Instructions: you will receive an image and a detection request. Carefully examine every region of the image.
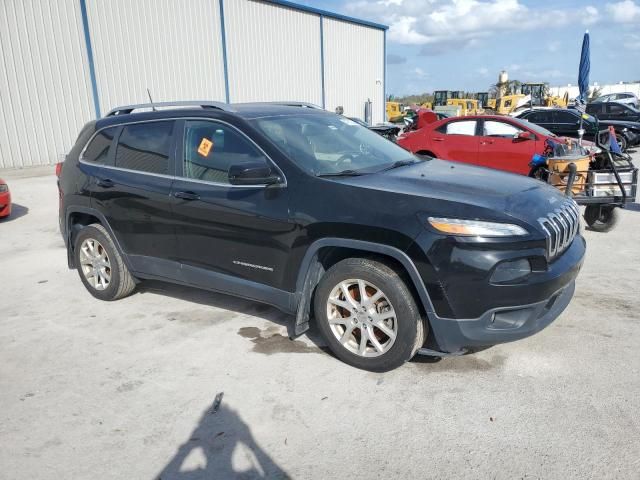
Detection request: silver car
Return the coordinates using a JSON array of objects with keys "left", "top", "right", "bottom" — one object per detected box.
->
[{"left": 593, "top": 92, "right": 638, "bottom": 109}]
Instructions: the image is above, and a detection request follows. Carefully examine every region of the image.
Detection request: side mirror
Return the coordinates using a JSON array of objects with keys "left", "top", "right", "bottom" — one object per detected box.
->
[
  {"left": 228, "top": 161, "right": 282, "bottom": 186},
  {"left": 515, "top": 131, "right": 533, "bottom": 141}
]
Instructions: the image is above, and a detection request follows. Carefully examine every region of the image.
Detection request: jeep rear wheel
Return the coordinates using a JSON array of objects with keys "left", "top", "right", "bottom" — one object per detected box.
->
[
  {"left": 74, "top": 223, "right": 136, "bottom": 301},
  {"left": 314, "top": 258, "right": 426, "bottom": 371}
]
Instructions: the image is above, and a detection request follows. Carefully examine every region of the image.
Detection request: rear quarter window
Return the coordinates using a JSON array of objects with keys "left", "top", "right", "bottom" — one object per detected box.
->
[{"left": 82, "top": 127, "right": 117, "bottom": 164}]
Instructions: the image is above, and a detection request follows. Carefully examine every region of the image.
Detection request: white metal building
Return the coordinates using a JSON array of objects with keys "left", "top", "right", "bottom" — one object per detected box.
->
[
  {"left": 0, "top": 0, "right": 387, "bottom": 169},
  {"left": 549, "top": 82, "right": 640, "bottom": 101}
]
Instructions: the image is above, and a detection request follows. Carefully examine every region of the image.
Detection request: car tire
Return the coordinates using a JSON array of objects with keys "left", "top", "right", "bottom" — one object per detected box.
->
[
  {"left": 584, "top": 205, "right": 619, "bottom": 233},
  {"left": 313, "top": 257, "right": 427, "bottom": 372},
  {"left": 74, "top": 223, "right": 136, "bottom": 301}
]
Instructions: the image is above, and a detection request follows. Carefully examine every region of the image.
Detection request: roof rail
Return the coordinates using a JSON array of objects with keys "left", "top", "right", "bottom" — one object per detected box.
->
[
  {"left": 105, "top": 100, "right": 234, "bottom": 117},
  {"left": 233, "top": 101, "right": 324, "bottom": 110}
]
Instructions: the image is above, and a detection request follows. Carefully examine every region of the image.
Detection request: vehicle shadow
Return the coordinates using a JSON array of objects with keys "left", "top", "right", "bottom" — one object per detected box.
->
[
  {"left": 0, "top": 203, "right": 28, "bottom": 222},
  {"left": 156, "top": 397, "right": 291, "bottom": 480},
  {"left": 137, "top": 280, "right": 327, "bottom": 350}
]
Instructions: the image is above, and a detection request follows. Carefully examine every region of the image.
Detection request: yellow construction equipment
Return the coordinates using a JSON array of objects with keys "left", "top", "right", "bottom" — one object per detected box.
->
[
  {"left": 521, "top": 82, "right": 568, "bottom": 108},
  {"left": 446, "top": 98, "right": 483, "bottom": 116},
  {"left": 495, "top": 94, "right": 526, "bottom": 115},
  {"left": 433, "top": 90, "right": 465, "bottom": 107},
  {"left": 386, "top": 101, "right": 406, "bottom": 122}
]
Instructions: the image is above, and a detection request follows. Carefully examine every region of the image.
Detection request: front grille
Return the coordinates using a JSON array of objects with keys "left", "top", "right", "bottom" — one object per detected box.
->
[{"left": 537, "top": 199, "right": 580, "bottom": 260}]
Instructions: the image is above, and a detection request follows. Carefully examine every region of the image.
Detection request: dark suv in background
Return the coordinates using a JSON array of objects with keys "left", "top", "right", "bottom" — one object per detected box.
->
[
  {"left": 58, "top": 101, "right": 585, "bottom": 371},
  {"left": 586, "top": 102, "right": 640, "bottom": 123},
  {"left": 515, "top": 107, "right": 640, "bottom": 151}
]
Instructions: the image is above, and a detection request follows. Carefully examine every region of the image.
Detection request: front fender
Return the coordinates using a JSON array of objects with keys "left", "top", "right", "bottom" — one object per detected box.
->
[{"left": 292, "top": 237, "right": 436, "bottom": 336}]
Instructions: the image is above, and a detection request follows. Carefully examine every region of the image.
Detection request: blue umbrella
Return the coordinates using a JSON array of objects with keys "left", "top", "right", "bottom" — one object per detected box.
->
[{"left": 578, "top": 31, "right": 590, "bottom": 105}]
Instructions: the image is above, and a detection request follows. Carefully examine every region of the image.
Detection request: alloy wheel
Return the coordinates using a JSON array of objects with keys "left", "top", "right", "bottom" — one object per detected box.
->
[
  {"left": 79, "top": 238, "right": 112, "bottom": 290},
  {"left": 326, "top": 279, "right": 398, "bottom": 357}
]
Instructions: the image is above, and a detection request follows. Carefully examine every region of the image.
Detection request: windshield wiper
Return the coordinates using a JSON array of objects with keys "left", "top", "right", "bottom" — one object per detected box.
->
[
  {"left": 378, "top": 159, "right": 419, "bottom": 172},
  {"left": 316, "top": 169, "right": 364, "bottom": 177}
]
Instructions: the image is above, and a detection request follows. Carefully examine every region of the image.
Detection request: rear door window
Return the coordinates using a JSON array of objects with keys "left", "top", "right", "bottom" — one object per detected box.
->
[
  {"left": 83, "top": 127, "right": 118, "bottom": 164},
  {"left": 607, "top": 103, "right": 626, "bottom": 115},
  {"left": 553, "top": 111, "right": 578, "bottom": 124},
  {"left": 444, "top": 120, "right": 477, "bottom": 136},
  {"left": 182, "top": 120, "right": 268, "bottom": 184},
  {"left": 525, "top": 111, "right": 550, "bottom": 123},
  {"left": 115, "top": 121, "right": 175, "bottom": 175}
]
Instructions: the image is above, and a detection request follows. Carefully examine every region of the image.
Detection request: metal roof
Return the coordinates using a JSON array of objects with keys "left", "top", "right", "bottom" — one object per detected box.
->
[{"left": 263, "top": 0, "right": 388, "bottom": 30}]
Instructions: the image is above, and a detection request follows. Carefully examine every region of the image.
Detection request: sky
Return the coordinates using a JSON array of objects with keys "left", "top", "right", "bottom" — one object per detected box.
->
[{"left": 295, "top": 0, "right": 640, "bottom": 97}]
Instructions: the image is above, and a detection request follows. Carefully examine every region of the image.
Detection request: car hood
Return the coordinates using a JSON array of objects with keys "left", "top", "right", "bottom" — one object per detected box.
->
[{"left": 342, "top": 159, "right": 569, "bottom": 224}]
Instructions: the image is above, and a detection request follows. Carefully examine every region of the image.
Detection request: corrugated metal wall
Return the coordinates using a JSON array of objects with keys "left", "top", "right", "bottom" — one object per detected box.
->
[
  {"left": 0, "top": 0, "right": 94, "bottom": 168},
  {"left": 0, "top": 0, "right": 385, "bottom": 169},
  {"left": 224, "top": 0, "right": 322, "bottom": 105},
  {"left": 85, "top": 0, "right": 227, "bottom": 114},
  {"left": 323, "top": 17, "right": 385, "bottom": 124}
]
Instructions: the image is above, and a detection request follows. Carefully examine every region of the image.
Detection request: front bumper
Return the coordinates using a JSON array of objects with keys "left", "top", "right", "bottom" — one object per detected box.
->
[
  {"left": 0, "top": 191, "right": 11, "bottom": 217},
  {"left": 429, "top": 280, "right": 576, "bottom": 352},
  {"left": 411, "top": 232, "right": 585, "bottom": 352}
]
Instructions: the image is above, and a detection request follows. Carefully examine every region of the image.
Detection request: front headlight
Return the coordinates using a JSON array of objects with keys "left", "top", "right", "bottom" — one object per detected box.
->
[
  {"left": 428, "top": 217, "right": 528, "bottom": 237},
  {"left": 0, "top": 184, "right": 8, "bottom": 193}
]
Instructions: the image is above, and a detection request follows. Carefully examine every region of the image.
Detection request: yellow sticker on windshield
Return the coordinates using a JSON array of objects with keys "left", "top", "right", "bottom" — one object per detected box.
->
[
  {"left": 197, "top": 138, "right": 213, "bottom": 157},
  {"left": 581, "top": 114, "right": 590, "bottom": 120}
]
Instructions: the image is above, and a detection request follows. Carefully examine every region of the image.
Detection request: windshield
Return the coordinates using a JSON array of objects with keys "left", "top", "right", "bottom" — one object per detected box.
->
[{"left": 252, "top": 114, "right": 417, "bottom": 175}]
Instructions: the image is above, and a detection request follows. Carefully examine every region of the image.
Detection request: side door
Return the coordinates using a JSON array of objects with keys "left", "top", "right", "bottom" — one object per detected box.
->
[
  {"left": 431, "top": 119, "right": 480, "bottom": 164},
  {"left": 477, "top": 119, "right": 536, "bottom": 175},
  {"left": 170, "top": 119, "right": 293, "bottom": 291},
  {"left": 88, "top": 120, "right": 178, "bottom": 261},
  {"left": 523, "top": 110, "right": 556, "bottom": 133},
  {"left": 552, "top": 110, "right": 580, "bottom": 137},
  {"left": 605, "top": 102, "right": 628, "bottom": 120}
]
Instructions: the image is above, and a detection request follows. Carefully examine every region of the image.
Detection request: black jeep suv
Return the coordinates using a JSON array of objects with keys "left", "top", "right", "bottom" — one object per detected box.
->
[{"left": 58, "top": 101, "right": 585, "bottom": 371}]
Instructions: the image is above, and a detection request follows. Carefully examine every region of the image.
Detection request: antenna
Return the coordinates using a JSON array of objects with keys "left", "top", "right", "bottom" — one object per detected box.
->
[{"left": 147, "top": 88, "right": 156, "bottom": 111}]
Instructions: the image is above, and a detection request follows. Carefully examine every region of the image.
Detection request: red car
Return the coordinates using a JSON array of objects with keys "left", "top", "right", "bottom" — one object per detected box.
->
[
  {"left": 0, "top": 179, "right": 11, "bottom": 218},
  {"left": 398, "top": 112, "right": 587, "bottom": 176}
]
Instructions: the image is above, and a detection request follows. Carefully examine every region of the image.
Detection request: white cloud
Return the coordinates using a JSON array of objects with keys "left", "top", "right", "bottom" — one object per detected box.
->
[
  {"left": 346, "top": 0, "right": 580, "bottom": 52},
  {"left": 344, "top": 0, "right": 609, "bottom": 54},
  {"left": 606, "top": 0, "right": 640, "bottom": 23},
  {"left": 582, "top": 6, "right": 600, "bottom": 25},
  {"left": 477, "top": 67, "right": 489, "bottom": 76}
]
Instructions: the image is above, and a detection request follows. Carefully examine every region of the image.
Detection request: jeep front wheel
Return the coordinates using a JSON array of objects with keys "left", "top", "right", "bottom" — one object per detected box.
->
[{"left": 313, "top": 258, "right": 426, "bottom": 371}]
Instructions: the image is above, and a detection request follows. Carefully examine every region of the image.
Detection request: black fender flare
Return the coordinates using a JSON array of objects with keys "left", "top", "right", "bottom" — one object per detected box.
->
[
  {"left": 292, "top": 238, "right": 436, "bottom": 335},
  {"left": 64, "top": 206, "right": 132, "bottom": 272}
]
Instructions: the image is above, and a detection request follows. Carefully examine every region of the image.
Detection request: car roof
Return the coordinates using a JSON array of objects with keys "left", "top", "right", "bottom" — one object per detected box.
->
[
  {"left": 441, "top": 114, "right": 527, "bottom": 121},
  {"left": 94, "top": 102, "right": 329, "bottom": 129}
]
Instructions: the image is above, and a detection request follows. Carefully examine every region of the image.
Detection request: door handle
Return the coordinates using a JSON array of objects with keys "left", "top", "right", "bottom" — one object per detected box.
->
[
  {"left": 173, "top": 191, "right": 200, "bottom": 201},
  {"left": 96, "top": 179, "right": 114, "bottom": 188},
  {"left": 480, "top": 140, "right": 494, "bottom": 145},
  {"left": 432, "top": 137, "right": 444, "bottom": 142}
]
